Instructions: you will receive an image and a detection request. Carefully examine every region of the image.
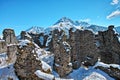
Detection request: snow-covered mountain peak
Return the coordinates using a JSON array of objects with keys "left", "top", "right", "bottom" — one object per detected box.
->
[
  {"left": 26, "top": 26, "right": 44, "bottom": 34},
  {"left": 54, "top": 17, "right": 74, "bottom": 25}
]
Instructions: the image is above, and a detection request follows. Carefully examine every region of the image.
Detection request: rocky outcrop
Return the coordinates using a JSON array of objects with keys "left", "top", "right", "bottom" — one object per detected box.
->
[
  {"left": 14, "top": 41, "right": 42, "bottom": 80},
  {"left": 3, "top": 29, "right": 17, "bottom": 44},
  {"left": 97, "top": 25, "right": 120, "bottom": 64}
]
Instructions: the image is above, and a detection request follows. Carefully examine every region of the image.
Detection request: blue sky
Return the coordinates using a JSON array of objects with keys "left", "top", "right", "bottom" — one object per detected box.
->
[{"left": 0, "top": 0, "right": 120, "bottom": 35}]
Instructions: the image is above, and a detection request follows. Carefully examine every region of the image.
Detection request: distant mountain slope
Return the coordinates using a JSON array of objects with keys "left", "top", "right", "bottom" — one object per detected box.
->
[{"left": 26, "top": 17, "right": 120, "bottom": 35}]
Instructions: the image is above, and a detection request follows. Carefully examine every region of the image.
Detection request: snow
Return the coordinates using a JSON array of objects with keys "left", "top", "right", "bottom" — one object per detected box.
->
[
  {"left": 68, "top": 67, "right": 115, "bottom": 80},
  {"left": 83, "top": 72, "right": 107, "bottom": 80},
  {"left": 18, "top": 39, "right": 31, "bottom": 48},
  {"left": 35, "top": 70, "right": 74, "bottom": 80},
  {"left": 41, "top": 61, "right": 52, "bottom": 72},
  {"left": 32, "top": 42, "right": 40, "bottom": 48},
  {"left": 68, "top": 63, "right": 72, "bottom": 66},
  {"left": 75, "top": 26, "right": 84, "bottom": 30},
  {"left": 71, "top": 27, "right": 77, "bottom": 32},
  {"left": 39, "top": 36, "right": 44, "bottom": 45},
  {"left": 55, "top": 78, "right": 73, "bottom": 80},
  {"left": 46, "top": 35, "right": 52, "bottom": 46},
  {"left": 27, "top": 26, "right": 44, "bottom": 34},
  {"left": 0, "top": 64, "right": 18, "bottom": 80},
  {"left": 113, "top": 28, "right": 119, "bottom": 35},
  {"left": 96, "top": 41, "right": 100, "bottom": 47},
  {"left": 93, "top": 61, "right": 120, "bottom": 70},
  {"left": 52, "top": 20, "right": 75, "bottom": 39},
  {"left": 0, "top": 53, "right": 9, "bottom": 69},
  {"left": 118, "top": 37, "right": 120, "bottom": 42},
  {"left": 35, "top": 70, "right": 54, "bottom": 80},
  {"left": 7, "top": 43, "right": 17, "bottom": 46},
  {"left": 63, "top": 41, "right": 71, "bottom": 52},
  {"left": 25, "top": 32, "right": 32, "bottom": 38},
  {"left": 0, "top": 40, "right": 5, "bottom": 42},
  {"left": 55, "top": 63, "right": 60, "bottom": 67},
  {"left": 35, "top": 48, "right": 54, "bottom": 68},
  {"left": 0, "top": 35, "right": 3, "bottom": 39}
]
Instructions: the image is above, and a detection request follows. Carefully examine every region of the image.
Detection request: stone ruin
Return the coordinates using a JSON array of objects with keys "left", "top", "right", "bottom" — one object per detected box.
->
[
  {"left": 14, "top": 42, "right": 42, "bottom": 80},
  {"left": 1, "top": 25, "right": 120, "bottom": 79},
  {"left": 0, "top": 40, "right": 7, "bottom": 53},
  {"left": 3, "top": 29, "right": 17, "bottom": 44},
  {"left": 47, "top": 25, "right": 120, "bottom": 78},
  {"left": 0, "top": 29, "right": 18, "bottom": 63},
  {"left": 97, "top": 25, "right": 120, "bottom": 64},
  {"left": 52, "top": 29, "right": 72, "bottom": 77}
]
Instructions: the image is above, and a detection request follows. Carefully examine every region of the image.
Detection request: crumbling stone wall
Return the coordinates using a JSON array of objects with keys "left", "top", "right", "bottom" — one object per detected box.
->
[
  {"left": 7, "top": 45, "right": 17, "bottom": 63},
  {"left": 52, "top": 29, "right": 72, "bottom": 77},
  {"left": 3, "top": 29, "right": 17, "bottom": 44},
  {"left": 97, "top": 25, "right": 120, "bottom": 64},
  {"left": 0, "top": 40, "right": 7, "bottom": 53},
  {"left": 14, "top": 42, "right": 42, "bottom": 80},
  {"left": 69, "top": 28, "right": 99, "bottom": 69}
]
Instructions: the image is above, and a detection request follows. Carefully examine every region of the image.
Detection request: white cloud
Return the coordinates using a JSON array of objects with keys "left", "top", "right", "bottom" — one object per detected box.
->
[
  {"left": 111, "top": 0, "right": 119, "bottom": 5},
  {"left": 80, "top": 18, "right": 91, "bottom": 22},
  {"left": 107, "top": 10, "right": 120, "bottom": 19}
]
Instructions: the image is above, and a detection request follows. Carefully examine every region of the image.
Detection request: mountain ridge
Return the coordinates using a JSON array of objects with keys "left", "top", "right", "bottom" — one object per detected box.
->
[{"left": 26, "top": 17, "right": 120, "bottom": 35}]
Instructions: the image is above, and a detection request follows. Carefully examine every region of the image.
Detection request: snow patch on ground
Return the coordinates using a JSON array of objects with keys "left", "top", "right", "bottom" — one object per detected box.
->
[
  {"left": 83, "top": 72, "right": 107, "bottom": 80},
  {"left": 41, "top": 61, "right": 52, "bottom": 72},
  {"left": 35, "top": 48, "right": 54, "bottom": 69},
  {"left": 0, "top": 65, "right": 18, "bottom": 80},
  {"left": 35, "top": 70, "right": 54, "bottom": 80},
  {"left": 35, "top": 70, "right": 74, "bottom": 80},
  {"left": 68, "top": 67, "right": 115, "bottom": 80},
  {"left": 93, "top": 61, "right": 120, "bottom": 70},
  {"left": 18, "top": 39, "right": 31, "bottom": 48},
  {"left": 0, "top": 53, "right": 9, "bottom": 69}
]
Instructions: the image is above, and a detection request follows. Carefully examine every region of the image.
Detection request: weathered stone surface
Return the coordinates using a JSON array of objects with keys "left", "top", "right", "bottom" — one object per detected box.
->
[
  {"left": 3, "top": 29, "right": 18, "bottom": 44},
  {"left": 69, "top": 28, "right": 99, "bottom": 69},
  {"left": 48, "top": 28, "right": 99, "bottom": 77},
  {"left": 14, "top": 41, "right": 43, "bottom": 80},
  {"left": 96, "top": 66, "right": 120, "bottom": 80},
  {"left": 0, "top": 40, "right": 7, "bottom": 53},
  {"left": 20, "top": 31, "right": 33, "bottom": 41},
  {"left": 52, "top": 29, "right": 72, "bottom": 77},
  {"left": 97, "top": 25, "right": 120, "bottom": 64},
  {"left": 7, "top": 45, "right": 17, "bottom": 63},
  {"left": 27, "top": 32, "right": 49, "bottom": 48}
]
